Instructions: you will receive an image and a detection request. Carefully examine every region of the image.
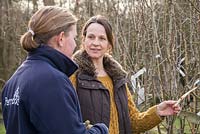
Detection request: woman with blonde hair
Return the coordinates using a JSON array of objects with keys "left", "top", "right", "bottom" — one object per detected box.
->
[{"left": 1, "top": 6, "right": 108, "bottom": 134}]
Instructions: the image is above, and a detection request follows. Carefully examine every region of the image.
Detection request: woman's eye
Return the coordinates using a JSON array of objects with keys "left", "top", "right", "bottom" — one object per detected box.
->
[
  {"left": 87, "top": 35, "right": 94, "bottom": 39},
  {"left": 100, "top": 37, "right": 106, "bottom": 40}
]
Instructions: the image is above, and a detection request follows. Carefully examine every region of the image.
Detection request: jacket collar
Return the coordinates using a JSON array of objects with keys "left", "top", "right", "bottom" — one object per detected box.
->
[
  {"left": 73, "top": 50, "right": 127, "bottom": 81},
  {"left": 27, "top": 44, "right": 78, "bottom": 77}
]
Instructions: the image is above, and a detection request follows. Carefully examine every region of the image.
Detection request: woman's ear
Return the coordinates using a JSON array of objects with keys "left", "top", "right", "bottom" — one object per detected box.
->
[
  {"left": 108, "top": 44, "right": 112, "bottom": 50},
  {"left": 81, "top": 37, "right": 86, "bottom": 49},
  {"left": 57, "top": 31, "right": 65, "bottom": 47},
  {"left": 107, "top": 44, "right": 112, "bottom": 54}
]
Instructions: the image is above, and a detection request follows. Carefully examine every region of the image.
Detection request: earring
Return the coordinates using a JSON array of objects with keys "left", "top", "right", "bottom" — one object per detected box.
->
[{"left": 107, "top": 48, "right": 112, "bottom": 54}]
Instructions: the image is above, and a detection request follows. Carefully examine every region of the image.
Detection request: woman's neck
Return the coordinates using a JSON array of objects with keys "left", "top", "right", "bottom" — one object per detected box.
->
[{"left": 92, "top": 58, "right": 108, "bottom": 77}]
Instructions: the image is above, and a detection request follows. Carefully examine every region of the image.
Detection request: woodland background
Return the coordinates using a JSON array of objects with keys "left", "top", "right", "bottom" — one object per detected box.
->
[{"left": 0, "top": 0, "right": 200, "bottom": 133}]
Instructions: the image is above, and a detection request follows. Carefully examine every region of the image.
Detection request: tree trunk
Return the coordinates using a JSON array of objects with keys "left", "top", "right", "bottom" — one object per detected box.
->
[{"left": 43, "top": 0, "right": 55, "bottom": 6}]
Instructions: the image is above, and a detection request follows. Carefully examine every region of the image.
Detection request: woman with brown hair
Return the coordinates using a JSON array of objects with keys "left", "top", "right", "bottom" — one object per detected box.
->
[
  {"left": 1, "top": 7, "right": 108, "bottom": 134},
  {"left": 70, "top": 15, "right": 181, "bottom": 134}
]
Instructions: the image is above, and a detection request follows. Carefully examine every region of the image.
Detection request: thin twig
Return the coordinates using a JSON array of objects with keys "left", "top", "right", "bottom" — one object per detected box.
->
[
  {"left": 187, "top": 0, "right": 200, "bottom": 13},
  {"left": 174, "top": 86, "right": 198, "bottom": 106}
]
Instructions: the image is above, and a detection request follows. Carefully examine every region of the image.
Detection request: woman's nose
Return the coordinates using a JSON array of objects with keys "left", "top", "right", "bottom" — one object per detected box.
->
[{"left": 92, "top": 38, "right": 100, "bottom": 46}]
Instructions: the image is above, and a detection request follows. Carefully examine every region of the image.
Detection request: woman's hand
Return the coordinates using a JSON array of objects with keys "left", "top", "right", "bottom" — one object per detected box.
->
[
  {"left": 84, "top": 120, "right": 93, "bottom": 130},
  {"left": 157, "top": 100, "right": 181, "bottom": 116}
]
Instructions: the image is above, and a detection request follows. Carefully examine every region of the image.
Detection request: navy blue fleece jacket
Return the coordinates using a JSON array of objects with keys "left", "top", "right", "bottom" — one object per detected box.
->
[{"left": 2, "top": 45, "right": 108, "bottom": 134}]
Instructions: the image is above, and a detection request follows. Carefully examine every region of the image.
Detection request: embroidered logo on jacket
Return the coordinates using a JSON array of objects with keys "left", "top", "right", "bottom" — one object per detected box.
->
[{"left": 5, "top": 87, "right": 20, "bottom": 106}]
